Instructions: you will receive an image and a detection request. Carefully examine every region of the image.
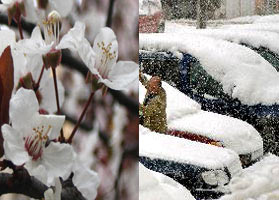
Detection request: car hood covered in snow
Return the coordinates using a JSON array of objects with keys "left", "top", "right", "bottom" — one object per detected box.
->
[
  {"left": 139, "top": 163, "right": 195, "bottom": 200},
  {"left": 168, "top": 110, "right": 263, "bottom": 155},
  {"left": 140, "top": 33, "right": 279, "bottom": 106},
  {"left": 140, "top": 125, "right": 242, "bottom": 172}
]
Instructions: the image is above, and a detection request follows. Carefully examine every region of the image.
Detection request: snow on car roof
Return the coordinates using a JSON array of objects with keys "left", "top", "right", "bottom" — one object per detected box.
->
[
  {"left": 139, "top": 33, "right": 279, "bottom": 106},
  {"left": 139, "top": 125, "right": 242, "bottom": 170},
  {"left": 139, "top": 75, "right": 201, "bottom": 121},
  {"left": 165, "top": 24, "right": 279, "bottom": 55},
  {"left": 220, "top": 154, "right": 279, "bottom": 200},
  {"left": 139, "top": 0, "right": 162, "bottom": 16},
  {"left": 227, "top": 14, "right": 279, "bottom": 24},
  {"left": 139, "top": 163, "right": 195, "bottom": 200},
  {"left": 168, "top": 110, "right": 263, "bottom": 155}
]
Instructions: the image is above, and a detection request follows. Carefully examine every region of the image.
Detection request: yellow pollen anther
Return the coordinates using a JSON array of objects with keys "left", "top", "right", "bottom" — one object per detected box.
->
[{"left": 98, "top": 41, "right": 116, "bottom": 61}]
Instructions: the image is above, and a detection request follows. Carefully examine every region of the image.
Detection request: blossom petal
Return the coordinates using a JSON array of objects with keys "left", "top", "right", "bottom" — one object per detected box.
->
[
  {"left": 40, "top": 74, "right": 65, "bottom": 114},
  {"left": 49, "top": 0, "right": 74, "bottom": 17},
  {"left": 2, "top": 124, "right": 29, "bottom": 165},
  {"left": 15, "top": 26, "right": 51, "bottom": 55},
  {"left": 25, "top": 163, "right": 48, "bottom": 185},
  {"left": 43, "top": 177, "right": 62, "bottom": 200},
  {"left": 93, "top": 27, "right": 118, "bottom": 73},
  {"left": 2, "top": 0, "right": 13, "bottom": 5},
  {"left": 57, "top": 21, "right": 85, "bottom": 51},
  {"left": 104, "top": 61, "right": 138, "bottom": 90},
  {"left": 23, "top": 0, "right": 39, "bottom": 23},
  {"left": 0, "top": 29, "right": 16, "bottom": 55},
  {"left": 10, "top": 88, "right": 39, "bottom": 131},
  {"left": 42, "top": 142, "right": 74, "bottom": 184},
  {"left": 32, "top": 114, "right": 65, "bottom": 140},
  {"left": 57, "top": 22, "right": 96, "bottom": 71},
  {"left": 73, "top": 158, "right": 100, "bottom": 200}
]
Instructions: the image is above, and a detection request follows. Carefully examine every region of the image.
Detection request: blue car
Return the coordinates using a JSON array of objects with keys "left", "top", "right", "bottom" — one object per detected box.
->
[{"left": 139, "top": 34, "right": 279, "bottom": 155}]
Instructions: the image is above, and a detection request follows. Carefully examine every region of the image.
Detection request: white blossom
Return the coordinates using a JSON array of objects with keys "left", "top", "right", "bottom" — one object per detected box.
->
[
  {"left": 58, "top": 21, "right": 139, "bottom": 90},
  {"left": 1, "top": 88, "right": 74, "bottom": 185}
]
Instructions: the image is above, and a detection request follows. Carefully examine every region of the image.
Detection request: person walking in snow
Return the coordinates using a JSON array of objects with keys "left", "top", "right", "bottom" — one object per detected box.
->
[{"left": 139, "top": 73, "right": 167, "bottom": 133}]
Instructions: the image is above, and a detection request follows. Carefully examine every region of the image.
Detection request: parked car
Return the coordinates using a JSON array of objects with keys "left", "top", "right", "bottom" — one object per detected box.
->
[
  {"left": 139, "top": 163, "right": 196, "bottom": 200},
  {"left": 140, "top": 77, "right": 263, "bottom": 167},
  {"left": 165, "top": 27, "right": 279, "bottom": 71},
  {"left": 139, "top": 33, "right": 279, "bottom": 155},
  {"left": 139, "top": 125, "right": 243, "bottom": 199},
  {"left": 139, "top": 0, "right": 164, "bottom": 33}
]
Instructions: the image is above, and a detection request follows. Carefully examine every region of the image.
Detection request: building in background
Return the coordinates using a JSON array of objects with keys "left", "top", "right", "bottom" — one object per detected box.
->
[{"left": 219, "top": 0, "right": 279, "bottom": 19}]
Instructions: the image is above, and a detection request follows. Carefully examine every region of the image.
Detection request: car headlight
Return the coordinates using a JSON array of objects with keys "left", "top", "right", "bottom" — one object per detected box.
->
[{"left": 201, "top": 170, "right": 229, "bottom": 186}]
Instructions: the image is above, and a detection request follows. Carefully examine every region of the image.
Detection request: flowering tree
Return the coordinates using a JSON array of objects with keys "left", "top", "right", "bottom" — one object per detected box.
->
[{"left": 0, "top": 0, "right": 138, "bottom": 199}]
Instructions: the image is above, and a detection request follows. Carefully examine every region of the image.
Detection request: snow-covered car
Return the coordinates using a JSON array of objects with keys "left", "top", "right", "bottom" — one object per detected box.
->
[
  {"left": 165, "top": 26, "right": 279, "bottom": 71},
  {"left": 139, "top": 125, "right": 242, "bottom": 199},
  {"left": 139, "top": 163, "right": 196, "bottom": 200},
  {"left": 139, "top": 0, "right": 164, "bottom": 33},
  {"left": 220, "top": 153, "right": 279, "bottom": 200},
  {"left": 140, "top": 77, "right": 263, "bottom": 167},
  {"left": 139, "top": 33, "right": 279, "bottom": 155}
]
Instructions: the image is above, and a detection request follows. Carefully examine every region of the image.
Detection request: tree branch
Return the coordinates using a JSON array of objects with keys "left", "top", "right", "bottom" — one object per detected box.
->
[{"left": 0, "top": 171, "right": 86, "bottom": 200}]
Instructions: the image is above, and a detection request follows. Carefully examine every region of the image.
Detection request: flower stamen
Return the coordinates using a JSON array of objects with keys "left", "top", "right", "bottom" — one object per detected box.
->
[
  {"left": 25, "top": 125, "right": 52, "bottom": 160},
  {"left": 42, "top": 10, "right": 61, "bottom": 46},
  {"left": 97, "top": 41, "right": 116, "bottom": 78}
]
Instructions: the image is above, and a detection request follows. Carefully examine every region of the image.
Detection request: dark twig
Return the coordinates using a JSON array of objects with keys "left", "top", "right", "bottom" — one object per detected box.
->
[
  {"left": 106, "top": 0, "right": 115, "bottom": 27},
  {"left": 17, "top": 17, "right": 24, "bottom": 39},
  {"left": 68, "top": 91, "right": 95, "bottom": 144},
  {"left": 52, "top": 67, "right": 61, "bottom": 114},
  {"left": 35, "top": 64, "right": 45, "bottom": 90}
]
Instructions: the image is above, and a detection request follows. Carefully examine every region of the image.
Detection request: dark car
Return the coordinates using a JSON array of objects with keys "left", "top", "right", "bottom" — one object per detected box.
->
[
  {"left": 139, "top": 45, "right": 279, "bottom": 155},
  {"left": 139, "top": 125, "right": 242, "bottom": 199}
]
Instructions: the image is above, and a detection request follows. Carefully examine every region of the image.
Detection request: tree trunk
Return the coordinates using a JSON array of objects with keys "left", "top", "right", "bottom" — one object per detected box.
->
[{"left": 196, "top": 0, "right": 207, "bottom": 29}]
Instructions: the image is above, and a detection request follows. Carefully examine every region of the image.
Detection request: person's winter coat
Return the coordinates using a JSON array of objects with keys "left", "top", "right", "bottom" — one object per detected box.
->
[{"left": 140, "top": 75, "right": 167, "bottom": 133}]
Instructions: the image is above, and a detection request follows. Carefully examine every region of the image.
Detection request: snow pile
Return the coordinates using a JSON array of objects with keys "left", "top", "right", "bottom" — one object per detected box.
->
[
  {"left": 220, "top": 154, "right": 279, "bottom": 200},
  {"left": 139, "top": 163, "right": 196, "bottom": 200},
  {"left": 139, "top": 0, "right": 161, "bottom": 16},
  {"left": 140, "top": 125, "right": 242, "bottom": 171},
  {"left": 165, "top": 25, "right": 279, "bottom": 55},
  {"left": 139, "top": 76, "right": 201, "bottom": 121},
  {"left": 221, "top": 23, "right": 279, "bottom": 35},
  {"left": 168, "top": 110, "right": 263, "bottom": 155},
  {"left": 140, "top": 33, "right": 279, "bottom": 106}
]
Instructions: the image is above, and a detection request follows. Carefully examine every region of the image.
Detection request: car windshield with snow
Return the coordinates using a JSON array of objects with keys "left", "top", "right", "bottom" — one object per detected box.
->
[
  {"left": 139, "top": 33, "right": 279, "bottom": 155},
  {"left": 139, "top": 125, "right": 242, "bottom": 199},
  {"left": 140, "top": 76, "right": 263, "bottom": 167}
]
